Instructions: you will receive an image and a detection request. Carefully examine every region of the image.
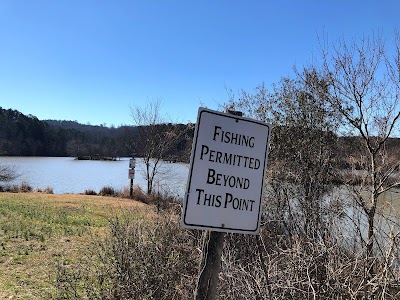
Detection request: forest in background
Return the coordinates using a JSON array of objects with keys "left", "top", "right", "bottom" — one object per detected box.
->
[
  {"left": 1, "top": 105, "right": 399, "bottom": 168},
  {"left": 0, "top": 107, "right": 193, "bottom": 161}
]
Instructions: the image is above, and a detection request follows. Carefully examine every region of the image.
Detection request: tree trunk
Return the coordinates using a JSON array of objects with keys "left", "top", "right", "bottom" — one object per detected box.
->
[{"left": 366, "top": 204, "right": 375, "bottom": 278}]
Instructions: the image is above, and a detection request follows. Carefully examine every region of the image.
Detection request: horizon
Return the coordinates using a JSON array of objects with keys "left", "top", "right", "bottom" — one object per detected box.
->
[
  {"left": 1, "top": 1, "right": 399, "bottom": 126},
  {"left": 6, "top": 108, "right": 400, "bottom": 139}
]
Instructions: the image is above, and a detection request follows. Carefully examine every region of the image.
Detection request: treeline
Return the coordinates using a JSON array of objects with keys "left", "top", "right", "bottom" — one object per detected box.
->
[
  {"left": 1, "top": 106, "right": 399, "bottom": 165},
  {"left": 0, "top": 107, "right": 193, "bottom": 161}
]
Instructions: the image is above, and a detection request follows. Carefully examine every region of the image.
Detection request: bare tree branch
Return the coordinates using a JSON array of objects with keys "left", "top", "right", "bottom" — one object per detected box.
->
[{"left": 0, "top": 164, "right": 18, "bottom": 182}]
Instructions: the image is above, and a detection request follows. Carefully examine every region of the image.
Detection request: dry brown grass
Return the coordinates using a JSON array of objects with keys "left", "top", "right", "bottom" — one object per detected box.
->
[{"left": 0, "top": 192, "right": 152, "bottom": 299}]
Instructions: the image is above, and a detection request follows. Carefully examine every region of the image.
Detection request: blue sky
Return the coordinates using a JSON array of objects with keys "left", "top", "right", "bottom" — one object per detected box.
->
[{"left": 0, "top": 1, "right": 398, "bottom": 126}]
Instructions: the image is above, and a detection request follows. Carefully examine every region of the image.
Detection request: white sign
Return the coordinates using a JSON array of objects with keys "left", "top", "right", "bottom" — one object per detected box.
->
[
  {"left": 181, "top": 108, "right": 271, "bottom": 234},
  {"left": 129, "top": 158, "right": 136, "bottom": 169},
  {"left": 128, "top": 169, "right": 135, "bottom": 179}
]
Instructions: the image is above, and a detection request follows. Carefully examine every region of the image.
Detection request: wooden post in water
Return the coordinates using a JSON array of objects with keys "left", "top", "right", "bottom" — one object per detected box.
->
[{"left": 194, "top": 110, "right": 242, "bottom": 300}]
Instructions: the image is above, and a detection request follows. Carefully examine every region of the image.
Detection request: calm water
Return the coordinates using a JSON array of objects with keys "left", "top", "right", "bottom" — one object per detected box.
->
[{"left": 0, "top": 157, "right": 189, "bottom": 195}]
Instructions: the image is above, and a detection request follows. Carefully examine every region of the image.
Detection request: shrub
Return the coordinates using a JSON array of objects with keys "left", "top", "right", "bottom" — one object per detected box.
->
[
  {"left": 42, "top": 186, "right": 54, "bottom": 194},
  {"left": 55, "top": 210, "right": 201, "bottom": 299},
  {"left": 119, "top": 185, "right": 149, "bottom": 202},
  {"left": 131, "top": 185, "right": 148, "bottom": 203},
  {"left": 18, "top": 182, "right": 32, "bottom": 193},
  {"left": 147, "top": 190, "right": 180, "bottom": 211},
  {"left": 120, "top": 186, "right": 131, "bottom": 199},
  {"left": 2, "top": 184, "right": 17, "bottom": 192},
  {"left": 84, "top": 189, "right": 97, "bottom": 196},
  {"left": 99, "top": 186, "right": 117, "bottom": 196},
  {"left": 33, "top": 186, "right": 53, "bottom": 194}
]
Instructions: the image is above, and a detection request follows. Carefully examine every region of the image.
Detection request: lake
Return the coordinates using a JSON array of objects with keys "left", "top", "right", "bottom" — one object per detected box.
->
[{"left": 0, "top": 157, "right": 190, "bottom": 196}]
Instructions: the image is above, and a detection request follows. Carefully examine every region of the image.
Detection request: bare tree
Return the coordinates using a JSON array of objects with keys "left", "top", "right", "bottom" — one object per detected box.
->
[
  {"left": 317, "top": 32, "right": 400, "bottom": 268},
  {"left": 226, "top": 69, "right": 340, "bottom": 240},
  {"left": 131, "top": 99, "right": 190, "bottom": 195},
  {"left": 0, "top": 164, "right": 18, "bottom": 183},
  {"left": 221, "top": 33, "right": 400, "bottom": 298}
]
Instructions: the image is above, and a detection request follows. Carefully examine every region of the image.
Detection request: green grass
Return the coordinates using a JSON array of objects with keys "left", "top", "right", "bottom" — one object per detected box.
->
[
  {"left": 0, "top": 192, "right": 148, "bottom": 299},
  {"left": 0, "top": 195, "right": 105, "bottom": 241}
]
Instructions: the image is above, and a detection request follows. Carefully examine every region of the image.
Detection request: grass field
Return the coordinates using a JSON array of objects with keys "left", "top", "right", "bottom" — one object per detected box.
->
[{"left": 0, "top": 192, "right": 150, "bottom": 299}]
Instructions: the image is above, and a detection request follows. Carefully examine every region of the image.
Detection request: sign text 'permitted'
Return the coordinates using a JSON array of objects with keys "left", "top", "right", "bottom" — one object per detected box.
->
[{"left": 181, "top": 108, "right": 271, "bottom": 234}]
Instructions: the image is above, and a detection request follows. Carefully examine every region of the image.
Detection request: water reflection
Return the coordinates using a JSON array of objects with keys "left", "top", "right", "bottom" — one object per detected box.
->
[{"left": 331, "top": 186, "right": 400, "bottom": 251}]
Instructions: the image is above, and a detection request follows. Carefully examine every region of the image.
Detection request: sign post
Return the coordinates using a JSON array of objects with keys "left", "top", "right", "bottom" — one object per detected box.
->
[
  {"left": 129, "top": 158, "right": 136, "bottom": 199},
  {"left": 181, "top": 108, "right": 271, "bottom": 299}
]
